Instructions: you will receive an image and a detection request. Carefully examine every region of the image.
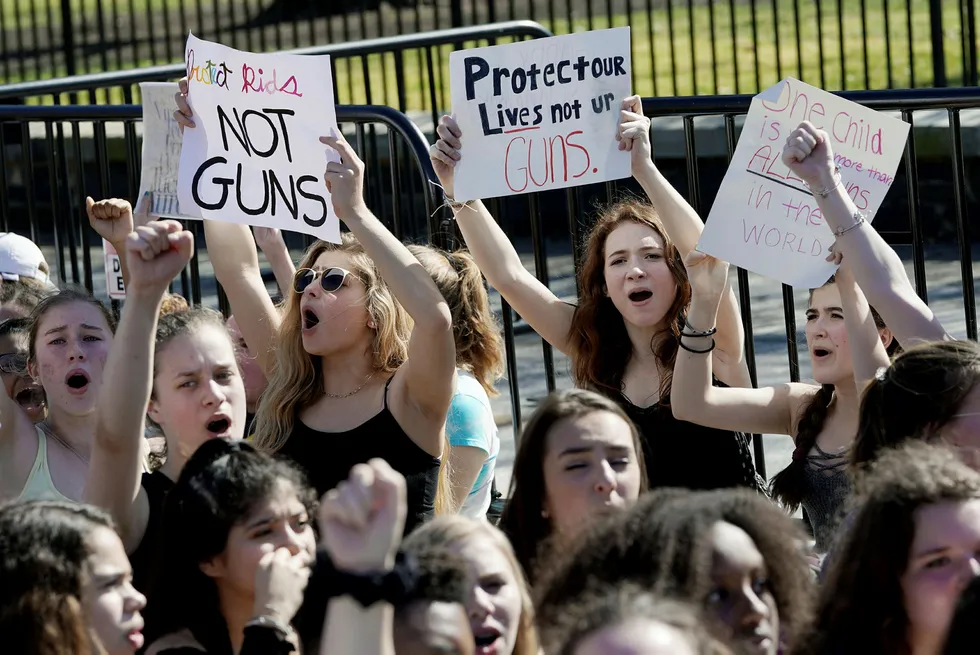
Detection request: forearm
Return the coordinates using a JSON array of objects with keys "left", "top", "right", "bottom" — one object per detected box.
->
[
  {"left": 113, "top": 241, "right": 132, "bottom": 290},
  {"left": 836, "top": 269, "right": 890, "bottom": 385},
  {"left": 633, "top": 160, "right": 704, "bottom": 255},
  {"left": 321, "top": 598, "right": 393, "bottom": 655},
  {"left": 261, "top": 240, "right": 297, "bottom": 295},
  {"left": 204, "top": 221, "right": 263, "bottom": 283},
  {"left": 344, "top": 207, "right": 449, "bottom": 329},
  {"left": 452, "top": 201, "right": 530, "bottom": 294}
]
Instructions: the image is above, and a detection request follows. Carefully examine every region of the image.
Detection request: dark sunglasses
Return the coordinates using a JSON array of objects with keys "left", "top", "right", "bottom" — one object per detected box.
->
[
  {"left": 0, "top": 352, "right": 27, "bottom": 375},
  {"left": 292, "top": 267, "right": 352, "bottom": 294}
]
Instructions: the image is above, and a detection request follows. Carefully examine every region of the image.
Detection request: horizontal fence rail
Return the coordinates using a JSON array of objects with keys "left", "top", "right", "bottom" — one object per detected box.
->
[
  {"left": 0, "top": 0, "right": 977, "bottom": 96},
  {"left": 0, "top": 20, "right": 553, "bottom": 132},
  {"left": 0, "top": 88, "right": 978, "bottom": 476}
]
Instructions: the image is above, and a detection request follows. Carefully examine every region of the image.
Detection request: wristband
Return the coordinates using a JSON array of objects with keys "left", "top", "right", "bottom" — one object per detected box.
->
[
  {"left": 323, "top": 550, "right": 419, "bottom": 608},
  {"left": 678, "top": 337, "right": 716, "bottom": 354}
]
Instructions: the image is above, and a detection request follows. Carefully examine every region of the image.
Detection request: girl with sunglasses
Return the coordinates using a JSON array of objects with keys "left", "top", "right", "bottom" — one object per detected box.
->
[
  {"left": 85, "top": 219, "right": 248, "bottom": 594},
  {"left": 175, "top": 80, "right": 456, "bottom": 533}
]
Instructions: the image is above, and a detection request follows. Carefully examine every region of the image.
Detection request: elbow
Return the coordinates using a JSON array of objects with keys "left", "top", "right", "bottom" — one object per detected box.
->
[
  {"left": 415, "top": 302, "right": 455, "bottom": 338},
  {"left": 670, "top": 397, "right": 694, "bottom": 422}
]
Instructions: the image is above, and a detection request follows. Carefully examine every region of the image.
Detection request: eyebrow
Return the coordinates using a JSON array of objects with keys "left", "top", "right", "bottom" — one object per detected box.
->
[
  {"left": 806, "top": 306, "right": 843, "bottom": 313},
  {"left": 913, "top": 546, "right": 951, "bottom": 560},
  {"left": 44, "top": 324, "right": 104, "bottom": 336},
  {"left": 607, "top": 244, "right": 663, "bottom": 258},
  {"left": 246, "top": 510, "right": 307, "bottom": 530}
]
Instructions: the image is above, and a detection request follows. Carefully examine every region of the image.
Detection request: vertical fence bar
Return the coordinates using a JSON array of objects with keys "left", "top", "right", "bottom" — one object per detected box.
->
[
  {"left": 948, "top": 109, "right": 976, "bottom": 340},
  {"left": 816, "top": 0, "right": 827, "bottom": 88},
  {"left": 729, "top": 0, "right": 739, "bottom": 93},
  {"left": 906, "top": 0, "right": 916, "bottom": 88},
  {"left": 528, "top": 194, "right": 557, "bottom": 393},
  {"left": 883, "top": 0, "right": 894, "bottom": 88},
  {"left": 20, "top": 122, "right": 38, "bottom": 243},
  {"left": 860, "top": 0, "right": 870, "bottom": 88},
  {"left": 901, "top": 110, "right": 928, "bottom": 301},
  {"left": 782, "top": 284, "right": 800, "bottom": 382},
  {"left": 45, "top": 122, "right": 69, "bottom": 285},
  {"left": 488, "top": 196, "right": 523, "bottom": 440},
  {"left": 0, "top": 126, "right": 10, "bottom": 232},
  {"left": 837, "top": 0, "right": 846, "bottom": 89}
]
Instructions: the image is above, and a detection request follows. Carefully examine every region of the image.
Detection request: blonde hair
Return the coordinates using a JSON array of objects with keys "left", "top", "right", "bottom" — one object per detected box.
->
[
  {"left": 251, "top": 235, "right": 452, "bottom": 515},
  {"left": 407, "top": 245, "right": 504, "bottom": 396},
  {"left": 403, "top": 515, "right": 539, "bottom": 655},
  {"left": 253, "top": 235, "right": 411, "bottom": 453}
]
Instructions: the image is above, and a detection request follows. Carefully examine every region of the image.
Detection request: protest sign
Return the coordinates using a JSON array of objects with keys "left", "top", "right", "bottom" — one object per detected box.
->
[
  {"left": 103, "top": 239, "right": 126, "bottom": 300},
  {"left": 139, "top": 82, "right": 194, "bottom": 220},
  {"left": 696, "top": 78, "right": 910, "bottom": 288},
  {"left": 177, "top": 33, "right": 340, "bottom": 243},
  {"left": 450, "top": 28, "right": 632, "bottom": 202}
]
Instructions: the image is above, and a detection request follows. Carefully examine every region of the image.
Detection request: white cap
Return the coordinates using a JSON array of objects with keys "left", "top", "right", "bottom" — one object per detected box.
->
[{"left": 0, "top": 232, "right": 50, "bottom": 285}]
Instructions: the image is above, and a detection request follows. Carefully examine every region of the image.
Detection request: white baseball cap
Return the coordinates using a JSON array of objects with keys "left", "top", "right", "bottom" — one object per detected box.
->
[{"left": 0, "top": 232, "right": 50, "bottom": 285}]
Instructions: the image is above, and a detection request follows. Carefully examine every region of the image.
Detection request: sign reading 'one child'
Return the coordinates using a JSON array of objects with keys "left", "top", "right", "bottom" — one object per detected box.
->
[
  {"left": 450, "top": 28, "right": 632, "bottom": 202},
  {"left": 696, "top": 78, "right": 910, "bottom": 288},
  {"left": 177, "top": 33, "right": 341, "bottom": 243}
]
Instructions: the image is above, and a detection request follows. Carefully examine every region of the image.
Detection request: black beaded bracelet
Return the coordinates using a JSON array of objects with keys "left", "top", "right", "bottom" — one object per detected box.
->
[
  {"left": 681, "top": 320, "right": 717, "bottom": 338},
  {"left": 678, "top": 337, "right": 716, "bottom": 354}
]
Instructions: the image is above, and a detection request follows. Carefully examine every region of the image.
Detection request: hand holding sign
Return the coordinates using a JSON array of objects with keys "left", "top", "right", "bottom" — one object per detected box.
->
[
  {"left": 617, "top": 95, "right": 652, "bottom": 167},
  {"left": 781, "top": 121, "right": 838, "bottom": 189},
  {"left": 430, "top": 115, "right": 463, "bottom": 199},
  {"left": 320, "top": 131, "right": 367, "bottom": 221},
  {"left": 87, "top": 197, "right": 135, "bottom": 246},
  {"left": 173, "top": 77, "right": 194, "bottom": 130},
  {"left": 125, "top": 221, "right": 194, "bottom": 295}
]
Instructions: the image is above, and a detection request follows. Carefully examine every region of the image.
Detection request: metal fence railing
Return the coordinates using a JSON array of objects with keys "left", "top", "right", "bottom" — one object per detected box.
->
[
  {"left": 0, "top": 21, "right": 553, "bottom": 130},
  {"left": 1, "top": 87, "right": 978, "bottom": 474},
  {"left": 1, "top": 0, "right": 977, "bottom": 95}
]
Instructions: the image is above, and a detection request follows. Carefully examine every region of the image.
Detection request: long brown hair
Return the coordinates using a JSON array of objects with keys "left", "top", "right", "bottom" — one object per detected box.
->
[
  {"left": 568, "top": 198, "right": 690, "bottom": 398},
  {"left": 851, "top": 340, "right": 980, "bottom": 471},
  {"left": 252, "top": 235, "right": 411, "bottom": 454},
  {"left": 770, "top": 277, "right": 901, "bottom": 510},
  {"left": 804, "top": 442, "right": 980, "bottom": 655},
  {"left": 407, "top": 244, "right": 504, "bottom": 396},
  {"left": 498, "top": 388, "right": 648, "bottom": 584}
]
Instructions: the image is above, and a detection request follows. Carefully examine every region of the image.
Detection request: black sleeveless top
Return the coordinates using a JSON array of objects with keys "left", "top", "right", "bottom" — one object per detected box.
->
[
  {"left": 130, "top": 470, "right": 174, "bottom": 595},
  {"left": 278, "top": 377, "right": 440, "bottom": 535},
  {"left": 614, "top": 384, "right": 760, "bottom": 492}
]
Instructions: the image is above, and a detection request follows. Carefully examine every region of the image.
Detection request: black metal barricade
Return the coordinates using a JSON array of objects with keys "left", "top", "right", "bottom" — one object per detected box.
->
[{"left": 1, "top": 88, "right": 979, "bottom": 476}]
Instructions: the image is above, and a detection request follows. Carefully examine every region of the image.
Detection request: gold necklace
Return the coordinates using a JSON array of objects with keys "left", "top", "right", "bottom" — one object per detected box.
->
[{"left": 323, "top": 372, "right": 376, "bottom": 399}]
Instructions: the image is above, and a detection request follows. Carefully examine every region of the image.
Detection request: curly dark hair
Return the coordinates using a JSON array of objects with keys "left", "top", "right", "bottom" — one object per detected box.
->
[
  {"left": 534, "top": 489, "right": 814, "bottom": 654},
  {"left": 802, "top": 442, "right": 980, "bottom": 655},
  {"left": 550, "top": 584, "right": 733, "bottom": 655}
]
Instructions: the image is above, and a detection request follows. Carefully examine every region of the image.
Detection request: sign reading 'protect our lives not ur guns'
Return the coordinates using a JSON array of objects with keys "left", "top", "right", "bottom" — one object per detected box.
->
[
  {"left": 696, "top": 78, "right": 910, "bottom": 288},
  {"left": 449, "top": 28, "right": 632, "bottom": 202},
  {"left": 177, "top": 33, "right": 341, "bottom": 243}
]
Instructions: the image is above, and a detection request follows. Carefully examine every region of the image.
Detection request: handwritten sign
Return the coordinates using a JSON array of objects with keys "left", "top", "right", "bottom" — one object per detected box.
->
[
  {"left": 697, "top": 78, "right": 910, "bottom": 288},
  {"left": 177, "top": 33, "right": 340, "bottom": 243},
  {"left": 103, "top": 239, "right": 125, "bottom": 299},
  {"left": 450, "top": 28, "right": 632, "bottom": 202},
  {"left": 139, "top": 82, "right": 194, "bottom": 219}
]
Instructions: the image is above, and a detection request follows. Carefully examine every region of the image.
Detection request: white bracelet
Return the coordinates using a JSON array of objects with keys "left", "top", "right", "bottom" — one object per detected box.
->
[{"left": 832, "top": 210, "right": 866, "bottom": 237}]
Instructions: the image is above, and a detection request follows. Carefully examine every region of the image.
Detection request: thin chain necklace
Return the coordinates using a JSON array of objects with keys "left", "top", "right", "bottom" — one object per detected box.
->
[
  {"left": 323, "top": 372, "right": 376, "bottom": 399},
  {"left": 40, "top": 421, "right": 89, "bottom": 464}
]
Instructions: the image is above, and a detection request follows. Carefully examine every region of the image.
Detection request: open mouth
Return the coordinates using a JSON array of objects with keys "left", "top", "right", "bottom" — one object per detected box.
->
[
  {"left": 15, "top": 385, "right": 44, "bottom": 410},
  {"left": 628, "top": 289, "right": 653, "bottom": 303},
  {"left": 206, "top": 417, "right": 231, "bottom": 435},
  {"left": 474, "top": 628, "right": 501, "bottom": 650},
  {"left": 65, "top": 370, "right": 90, "bottom": 391},
  {"left": 303, "top": 308, "right": 320, "bottom": 330},
  {"left": 812, "top": 348, "right": 831, "bottom": 358}
]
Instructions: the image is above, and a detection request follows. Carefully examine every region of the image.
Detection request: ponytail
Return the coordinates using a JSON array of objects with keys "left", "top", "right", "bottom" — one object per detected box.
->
[
  {"left": 448, "top": 251, "right": 505, "bottom": 396},
  {"left": 770, "top": 384, "right": 835, "bottom": 511}
]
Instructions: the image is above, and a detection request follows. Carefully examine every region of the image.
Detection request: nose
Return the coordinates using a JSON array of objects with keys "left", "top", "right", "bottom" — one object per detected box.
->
[
  {"left": 68, "top": 340, "right": 85, "bottom": 361},
  {"left": 736, "top": 586, "right": 770, "bottom": 629},
  {"left": 626, "top": 260, "right": 646, "bottom": 281},
  {"left": 468, "top": 585, "right": 494, "bottom": 620},
  {"left": 202, "top": 379, "right": 228, "bottom": 407},
  {"left": 809, "top": 316, "right": 829, "bottom": 338},
  {"left": 594, "top": 460, "right": 618, "bottom": 495},
  {"left": 125, "top": 584, "right": 147, "bottom": 613},
  {"left": 279, "top": 526, "right": 308, "bottom": 556}
]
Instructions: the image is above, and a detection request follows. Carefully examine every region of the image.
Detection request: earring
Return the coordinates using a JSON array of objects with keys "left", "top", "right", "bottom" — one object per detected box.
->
[
  {"left": 368, "top": 320, "right": 376, "bottom": 329},
  {"left": 541, "top": 509, "right": 549, "bottom": 519}
]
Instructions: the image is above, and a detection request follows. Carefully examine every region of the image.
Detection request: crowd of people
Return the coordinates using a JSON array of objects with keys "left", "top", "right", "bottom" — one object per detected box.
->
[{"left": 1, "top": 80, "right": 979, "bottom": 655}]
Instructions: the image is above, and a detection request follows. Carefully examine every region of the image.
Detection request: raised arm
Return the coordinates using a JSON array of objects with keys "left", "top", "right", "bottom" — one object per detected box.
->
[
  {"left": 87, "top": 197, "right": 135, "bottom": 290},
  {"left": 174, "top": 77, "right": 281, "bottom": 375},
  {"left": 834, "top": 257, "right": 891, "bottom": 389},
  {"left": 430, "top": 116, "right": 576, "bottom": 355},
  {"left": 253, "top": 227, "right": 297, "bottom": 296},
  {"left": 782, "top": 121, "right": 949, "bottom": 344},
  {"left": 622, "top": 96, "right": 749, "bottom": 388},
  {"left": 671, "top": 251, "right": 813, "bottom": 436},
  {"left": 84, "top": 220, "right": 193, "bottom": 553},
  {"left": 321, "top": 133, "right": 454, "bottom": 447},
  {"left": 319, "top": 460, "right": 406, "bottom": 655}
]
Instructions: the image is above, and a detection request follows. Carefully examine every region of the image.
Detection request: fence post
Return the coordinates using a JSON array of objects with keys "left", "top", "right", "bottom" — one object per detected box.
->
[
  {"left": 929, "top": 0, "right": 947, "bottom": 87},
  {"left": 60, "top": 0, "right": 77, "bottom": 77}
]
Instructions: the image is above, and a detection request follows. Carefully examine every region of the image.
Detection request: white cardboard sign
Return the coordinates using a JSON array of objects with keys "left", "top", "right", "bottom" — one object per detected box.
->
[
  {"left": 697, "top": 78, "right": 911, "bottom": 288},
  {"left": 103, "top": 239, "right": 126, "bottom": 299},
  {"left": 138, "top": 82, "right": 193, "bottom": 219},
  {"left": 177, "top": 33, "right": 341, "bottom": 243},
  {"left": 450, "top": 28, "right": 632, "bottom": 202}
]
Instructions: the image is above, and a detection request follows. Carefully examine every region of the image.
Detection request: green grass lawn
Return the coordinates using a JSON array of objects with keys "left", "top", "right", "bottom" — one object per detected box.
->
[{"left": 6, "top": 0, "right": 975, "bottom": 108}]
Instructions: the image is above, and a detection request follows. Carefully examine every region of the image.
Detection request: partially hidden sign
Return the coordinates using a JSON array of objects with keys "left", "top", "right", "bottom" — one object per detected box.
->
[
  {"left": 139, "top": 82, "right": 194, "bottom": 219},
  {"left": 103, "top": 239, "right": 125, "bottom": 300},
  {"left": 177, "top": 33, "right": 341, "bottom": 243},
  {"left": 696, "top": 78, "right": 910, "bottom": 288},
  {"left": 450, "top": 28, "right": 632, "bottom": 202}
]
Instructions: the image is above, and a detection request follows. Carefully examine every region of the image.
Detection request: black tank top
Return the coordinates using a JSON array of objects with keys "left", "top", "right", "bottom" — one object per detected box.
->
[
  {"left": 614, "top": 383, "right": 760, "bottom": 492},
  {"left": 278, "top": 377, "right": 440, "bottom": 534}
]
